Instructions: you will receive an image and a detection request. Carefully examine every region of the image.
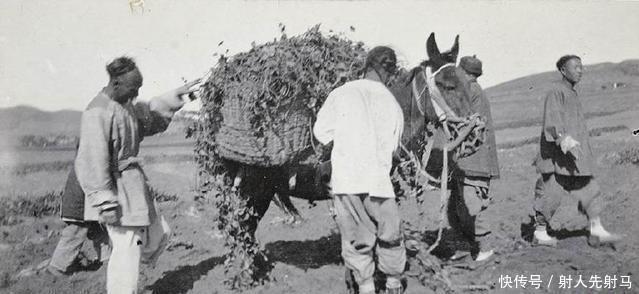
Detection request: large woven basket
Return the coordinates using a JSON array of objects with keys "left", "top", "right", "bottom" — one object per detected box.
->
[{"left": 215, "top": 94, "right": 314, "bottom": 167}]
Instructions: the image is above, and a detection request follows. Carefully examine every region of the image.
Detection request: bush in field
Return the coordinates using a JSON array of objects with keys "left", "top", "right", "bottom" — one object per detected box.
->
[
  {"left": 589, "top": 125, "right": 627, "bottom": 137},
  {"left": 613, "top": 146, "right": 639, "bottom": 165},
  {"left": 12, "top": 161, "right": 74, "bottom": 176},
  {"left": 0, "top": 191, "right": 61, "bottom": 226},
  {"left": 0, "top": 186, "right": 177, "bottom": 226},
  {"left": 19, "top": 134, "right": 79, "bottom": 149},
  {"left": 150, "top": 187, "right": 179, "bottom": 203}
]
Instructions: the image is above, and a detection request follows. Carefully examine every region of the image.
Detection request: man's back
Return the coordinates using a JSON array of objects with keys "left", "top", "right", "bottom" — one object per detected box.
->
[
  {"left": 314, "top": 79, "right": 404, "bottom": 198},
  {"left": 456, "top": 79, "right": 500, "bottom": 179}
]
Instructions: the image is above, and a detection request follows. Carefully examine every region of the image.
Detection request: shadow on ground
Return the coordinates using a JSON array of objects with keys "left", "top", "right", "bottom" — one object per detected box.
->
[
  {"left": 265, "top": 232, "right": 342, "bottom": 270},
  {"left": 146, "top": 255, "right": 225, "bottom": 294},
  {"left": 520, "top": 214, "right": 589, "bottom": 243},
  {"left": 147, "top": 233, "right": 343, "bottom": 293}
]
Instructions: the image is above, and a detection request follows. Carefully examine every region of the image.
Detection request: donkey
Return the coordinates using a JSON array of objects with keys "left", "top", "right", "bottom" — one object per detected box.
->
[
  {"left": 267, "top": 33, "right": 478, "bottom": 224},
  {"left": 236, "top": 33, "right": 477, "bottom": 236},
  {"left": 383, "top": 32, "right": 477, "bottom": 189}
]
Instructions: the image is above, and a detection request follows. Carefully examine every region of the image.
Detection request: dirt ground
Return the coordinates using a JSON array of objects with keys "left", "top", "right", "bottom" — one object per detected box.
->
[{"left": 1, "top": 130, "right": 638, "bottom": 294}]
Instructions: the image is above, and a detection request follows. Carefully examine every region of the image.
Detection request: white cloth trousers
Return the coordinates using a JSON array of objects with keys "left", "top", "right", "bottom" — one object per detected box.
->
[
  {"left": 106, "top": 225, "right": 144, "bottom": 294},
  {"left": 105, "top": 214, "right": 170, "bottom": 294}
]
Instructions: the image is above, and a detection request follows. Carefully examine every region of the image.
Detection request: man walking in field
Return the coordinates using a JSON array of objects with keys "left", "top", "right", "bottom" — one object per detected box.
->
[
  {"left": 532, "top": 55, "right": 622, "bottom": 247},
  {"left": 313, "top": 46, "right": 406, "bottom": 294},
  {"left": 75, "top": 56, "right": 200, "bottom": 293},
  {"left": 450, "top": 56, "right": 500, "bottom": 262}
]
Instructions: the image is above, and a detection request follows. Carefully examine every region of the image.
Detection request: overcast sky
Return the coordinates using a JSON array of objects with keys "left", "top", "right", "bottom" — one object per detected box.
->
[{"left": 1, "top": 0, "right": 638, "bottom": 111}]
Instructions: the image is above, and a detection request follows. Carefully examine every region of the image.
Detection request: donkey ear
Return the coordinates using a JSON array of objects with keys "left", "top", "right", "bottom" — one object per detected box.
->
[
  {"left": 450, "top": 35, "right": 460, "bottom": 61},
  {"left": 426, "top": 32, "right": 440, "bottom": 58}
]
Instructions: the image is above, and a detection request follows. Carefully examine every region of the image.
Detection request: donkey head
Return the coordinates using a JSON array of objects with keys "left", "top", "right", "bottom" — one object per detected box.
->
[
  {"left": 426, "top": 33, "right": 459, "bottom": 71},
  {"left": 393, "top": 32, "right": 472, "bottom": 146},
  {"left": 424, "top": 33, "right": 469, "bottom": 116}
]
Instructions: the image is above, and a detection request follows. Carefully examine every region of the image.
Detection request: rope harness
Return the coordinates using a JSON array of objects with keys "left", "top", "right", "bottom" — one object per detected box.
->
[
  {"left": 409, "top": 64, "right": 486, "bottom": 160},
  {"left": 403, "top": 64, "right": 488, "bottom": 254}
]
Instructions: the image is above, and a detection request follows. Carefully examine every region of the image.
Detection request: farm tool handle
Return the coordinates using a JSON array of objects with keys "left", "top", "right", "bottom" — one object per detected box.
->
[{"left": 427, "top": 145, "right": 448, "bottom": 254}]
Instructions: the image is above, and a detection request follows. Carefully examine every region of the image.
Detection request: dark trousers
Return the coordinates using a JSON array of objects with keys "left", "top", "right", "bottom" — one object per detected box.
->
[
  {"left": 49, "top": 221, "right": 110, "bottom": 272},
  {"left": 333, "top": 194, "right": 406, "bottom": 286},
  {"left": 450, "top": 178, "right": 492, "bottom": 251},
  {"left": 534, "top": 173, "right": 603, "bottom": 227}
]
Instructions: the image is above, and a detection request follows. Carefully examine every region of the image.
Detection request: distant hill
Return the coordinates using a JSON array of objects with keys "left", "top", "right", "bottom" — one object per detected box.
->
[
  {"left": 486, "top": 59, "right": 639, "bottom": 100},
  {"left": 485, "top": 59, "right": 639, "bottom": 129},
  {"left": 0, "top": 105, "right": 195, "bottom": 148},
  {"left": 0, "top": 106, "right": 82, "bottom": 148},
  {"left": 2, "top": 60, "right": 637, "bottom": 147},
  {"left": 0, "top": 106, "right": 82, "bottom": 136}
]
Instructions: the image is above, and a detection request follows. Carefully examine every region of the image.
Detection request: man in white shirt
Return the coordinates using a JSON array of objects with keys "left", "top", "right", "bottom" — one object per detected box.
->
[{"left": 314, "top": 46, "right": 406, "bottom": 294}]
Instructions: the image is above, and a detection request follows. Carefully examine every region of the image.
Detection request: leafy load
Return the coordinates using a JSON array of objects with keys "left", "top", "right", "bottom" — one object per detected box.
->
[
  {"left": 193, "top": 25, "right": 367, "bottom": 289},
  {"left": 198, "top": 25, "right": 367, "bottom": 168}
]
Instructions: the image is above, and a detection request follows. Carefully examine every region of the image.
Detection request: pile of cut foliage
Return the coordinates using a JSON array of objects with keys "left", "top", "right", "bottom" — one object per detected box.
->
[
  {"left": 197, "top": 24, "right": 366, "bottom": 169},
  {"left": 194, "top": 25, "right": 370, "bottom": 289}
]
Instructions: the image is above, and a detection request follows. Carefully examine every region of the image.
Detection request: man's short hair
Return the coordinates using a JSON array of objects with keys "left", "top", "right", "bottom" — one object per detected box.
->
[
  {"left": 106, "top": 56, "right": 138, "bottom": 79},
  {"left": 365, "top": 46, "right": 397, "bottom": 73},
  {"left": 556, "top": 55, "right": 581, "bottom": 71}
]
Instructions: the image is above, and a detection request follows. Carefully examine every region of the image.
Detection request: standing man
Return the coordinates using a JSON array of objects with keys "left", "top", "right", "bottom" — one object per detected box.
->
[
  {"left": 532, "top": 55, "right": 622, "bottom": 247},
  {"left": 451, "top": 56, "right": 500, "bottom": 262},
  {"left": 75, "top": 56, "right": 200, "bottom": 293},
  {"left": 313, "top": 46, "right": 406, "bottom": 294}
]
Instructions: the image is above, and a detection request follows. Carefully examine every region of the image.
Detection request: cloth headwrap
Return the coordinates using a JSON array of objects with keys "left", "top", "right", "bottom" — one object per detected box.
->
[{"left": 459, "top": 56, "right": 483, "bottom": 77}]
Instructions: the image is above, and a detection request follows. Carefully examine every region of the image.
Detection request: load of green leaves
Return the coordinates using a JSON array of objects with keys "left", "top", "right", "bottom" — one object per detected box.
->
[
  {"left": 198, "top": 24, "right": 367, "bottom": 168},
  {"left": 193, "top": 25, "right": 367, "bottom": 289}
]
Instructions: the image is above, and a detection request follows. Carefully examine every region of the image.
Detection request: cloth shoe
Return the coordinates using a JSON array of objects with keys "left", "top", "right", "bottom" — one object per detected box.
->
[
  {"left": 475, "top": 249, "right": 494, "bottom": 262},
  {"left": 588, "top": 218, "right": 623, "bottom": 247},
  {"left": 533, "top": 229, "right": 557, "bottom": 247},
  {"left": 588, "top": 229, "right": 623, "bottom": 247},
  {"left": 385, "top": 277, "right": 403, "bottom": 294}
]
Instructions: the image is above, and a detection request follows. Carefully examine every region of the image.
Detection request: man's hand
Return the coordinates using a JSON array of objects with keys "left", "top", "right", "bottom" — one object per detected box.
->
[
  {"left": 559, "top": 136, "right": 580, "bottom": 155},
  {"left": 568, "top": 145, "right": 584, "bottom": 161},
  {"left": 176, "top": 78, "right": 202, "bottom": 101}
]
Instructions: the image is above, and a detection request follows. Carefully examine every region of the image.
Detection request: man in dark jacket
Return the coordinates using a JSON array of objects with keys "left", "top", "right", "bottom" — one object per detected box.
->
[
  {"left": 47, "top": 166, "right": 110, "bottom": 275},
  {"left": 532, "top": 55, "right": 622, "bottom": 247},
  {"left": 451, "top": 56, "right": 500, "bottom": 262}
]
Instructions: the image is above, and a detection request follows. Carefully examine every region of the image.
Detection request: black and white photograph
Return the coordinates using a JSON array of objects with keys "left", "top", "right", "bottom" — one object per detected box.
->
[{"left": 0, "top": 1, "right": 638, "bottom": 293}]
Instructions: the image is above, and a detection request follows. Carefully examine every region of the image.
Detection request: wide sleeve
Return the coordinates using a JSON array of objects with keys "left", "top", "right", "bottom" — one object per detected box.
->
[
  {"left": 542, "top": 90, "right": 567, "bottom": 145},
  {"left": 75, "top": 108, "right": 118, "bottom": 208},
  {"left": 469, "top": 83, "right": 483, "bottom": 112},
  {"left": 471, "top": 84, "right": 493, "bottom": 126},
  {"left": 134, "top": 91, "right": 187, "bottom": 137}
]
